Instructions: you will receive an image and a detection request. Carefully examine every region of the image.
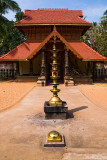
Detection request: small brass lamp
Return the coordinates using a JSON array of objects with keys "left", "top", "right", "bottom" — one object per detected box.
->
[
  {"left": 47, "top": 131, "right": 62, "bottom": 142},
  {"left": 44, "top": 130, "right": 65, "bottom": 147}
]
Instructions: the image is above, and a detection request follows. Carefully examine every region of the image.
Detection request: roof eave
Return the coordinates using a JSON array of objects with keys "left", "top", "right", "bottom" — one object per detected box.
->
[
  {"left": 82, "top": 59, "right": 107, "bottom": 61},
  {"left": 14, "top": 23, "right": 92, "bottom": 27},
  {"left": 0, "top": 59, "right": 29, "bottom": 61}
]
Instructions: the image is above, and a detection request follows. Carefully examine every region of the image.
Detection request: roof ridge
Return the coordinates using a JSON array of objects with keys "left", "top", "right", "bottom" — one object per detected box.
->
[
  {"left": 24, "top": 9, "right": 83, "bottom": 12},
  {"left": 37, "top": 8, "right": 68, "bottom": 11}
]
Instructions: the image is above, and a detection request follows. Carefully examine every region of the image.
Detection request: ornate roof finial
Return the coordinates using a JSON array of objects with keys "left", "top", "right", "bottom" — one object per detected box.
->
[
  {"left": 53, "top": 25, "right": 57, "bottom": 44},
  {"left": 53, "top": 25, "right": 57, "bottom": 32}
]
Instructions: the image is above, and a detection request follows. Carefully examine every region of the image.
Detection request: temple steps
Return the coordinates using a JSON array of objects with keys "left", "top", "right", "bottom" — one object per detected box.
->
[
  {"left": 15, "top": 76, "right": 39, "bottom": 82},
  {"left": 73, "top": 75, "right": 93, "bottom": 84},
  {"left": 15, "top": 75, "right": 93, "bottom": 84}
]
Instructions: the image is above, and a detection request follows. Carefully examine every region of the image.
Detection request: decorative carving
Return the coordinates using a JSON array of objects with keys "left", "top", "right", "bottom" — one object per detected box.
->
[
  {"left": 65, "top": 49, "right": 69, "bottom": 76},
  {"left": 40, "top": 50, "right": 46, "bottom": 76}
]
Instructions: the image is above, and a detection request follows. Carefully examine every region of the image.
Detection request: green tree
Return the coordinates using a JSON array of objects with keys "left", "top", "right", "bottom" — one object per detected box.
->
[
  {"left": 15, "top": 10, "right": 24, "bottom": 21},
  {"left": 0, "top": 0, "right": 20, "bottom": 35},
  {"left": 0, "top": 0, "right": 25, "bottom": 56},
  {"left": 81, "top": 10, "right": 107, "bottom": 57},
  {"left": 81, "top": 22, "right": 98, "bottom": 51},
  {"left": 0, "top": 0, "right": 20, "bottom": 14},
  {"left": 0, "top": 20, "right": 25, "bottom": 55},
  {"left": 95, "top": 10, "right": 107, "bottom": 57}
]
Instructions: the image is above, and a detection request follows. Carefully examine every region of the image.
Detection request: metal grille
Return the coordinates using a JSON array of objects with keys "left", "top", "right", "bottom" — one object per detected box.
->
[
  {"left": 94, "top": 68, "right": 107, "bottom": 79},
  {"left": 0, "top": 69, "right": 16, "bottom": 80}
]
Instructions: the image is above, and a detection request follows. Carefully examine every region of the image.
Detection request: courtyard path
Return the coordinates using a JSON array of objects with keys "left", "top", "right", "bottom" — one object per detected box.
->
[
  {"left": 0, "top": 81, "right": 36, "bottom": 112},
  {"left": 0, "top": 85, "right": 107, "bottom": 160}
]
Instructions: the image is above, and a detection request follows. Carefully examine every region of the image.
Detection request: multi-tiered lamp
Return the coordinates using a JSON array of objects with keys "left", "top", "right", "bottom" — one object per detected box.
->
[
  {"left": 49, "top": 44, "right": 62, "bottom": 106},
  {"left": 44, "top": 43, "right": 68, "bottom": 119}
]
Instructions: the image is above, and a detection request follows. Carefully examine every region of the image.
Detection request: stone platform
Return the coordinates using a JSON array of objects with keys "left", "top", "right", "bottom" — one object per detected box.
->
[
  {"left": 44, "top": 135, "right": 65, "bottom": 147},
  {"left": 44, "top": 101, "right": 68, "bottom": 119}
]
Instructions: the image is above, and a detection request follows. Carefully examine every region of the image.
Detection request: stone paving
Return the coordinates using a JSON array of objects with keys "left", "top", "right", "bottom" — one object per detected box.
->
[{"left": 0, "top": 85, "right": 107, "bottom": 160}]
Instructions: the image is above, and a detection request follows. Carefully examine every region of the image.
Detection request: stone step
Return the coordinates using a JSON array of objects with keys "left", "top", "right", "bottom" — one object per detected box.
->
[
  {"left": 73, "top": 76, "right": 93, "bottom": 84},
  {"left": 15, "top": 76, "right": 39, "bottom": 82}
]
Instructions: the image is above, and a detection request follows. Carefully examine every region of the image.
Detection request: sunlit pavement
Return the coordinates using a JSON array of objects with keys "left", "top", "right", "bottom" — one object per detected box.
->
[{"left": 0, "top": 85, "right": 107, "bottom": 160}]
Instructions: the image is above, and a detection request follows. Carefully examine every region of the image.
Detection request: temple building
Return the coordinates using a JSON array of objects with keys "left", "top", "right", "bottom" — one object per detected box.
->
[{"left": 0, "top": 9, "right": 107, "bottom": 85}]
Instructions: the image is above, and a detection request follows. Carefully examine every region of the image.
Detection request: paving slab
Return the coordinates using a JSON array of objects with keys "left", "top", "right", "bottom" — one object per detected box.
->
[{"left": 0, "top": 85, "right": 107, "bottom": 160}]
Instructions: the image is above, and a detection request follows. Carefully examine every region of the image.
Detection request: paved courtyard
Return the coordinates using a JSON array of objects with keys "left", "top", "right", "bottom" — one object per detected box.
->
[{"left": 0, "top": 85, "right": 107, "bottom": 160}]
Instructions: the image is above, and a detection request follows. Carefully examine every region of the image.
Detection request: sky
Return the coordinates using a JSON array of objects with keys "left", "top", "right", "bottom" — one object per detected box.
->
[{"left": 5, "top": 0, "right": 107, "bottom": 23}]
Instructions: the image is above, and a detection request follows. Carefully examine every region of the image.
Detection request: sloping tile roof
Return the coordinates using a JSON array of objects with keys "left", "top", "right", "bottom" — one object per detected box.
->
[
  {"left": 0, "top": 32, "right": 106, "bottom": 61},
  {"left": 15, "top": 9, "right": 91, "bottom": 25},
  {"left": 0, "top": 41, "right": 41, "bottom": 60},
  {"left": 68, "top": 41, "right": 107, "bottom": 60}
]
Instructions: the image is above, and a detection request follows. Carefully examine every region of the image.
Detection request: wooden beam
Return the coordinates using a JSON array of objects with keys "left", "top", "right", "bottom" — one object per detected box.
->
[
  {"left": 15, "top": 23, "right": 92, "bottom": 26},
  {"left": 0, "top": 59, "right": 29, "bottom": 61},
  {"left": 82, "top": 59, "right": 107, "bottom": 61}
]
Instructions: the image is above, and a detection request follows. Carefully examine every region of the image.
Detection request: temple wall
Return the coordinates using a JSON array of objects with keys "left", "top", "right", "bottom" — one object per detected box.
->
[
  {"left": 69, "top": 52, "right": 90, "bottom": 74},
  {"left": 32, "top": 53, "right": 42, "bottom": 74},
  {"left": 19, "top": 61, "right": 30, "bottom": 75},
  {"left": 0, "top": 62, "right": 13, "bottom": 69},
  {"left": 20, "top": 25, "right": 85, "bottom": 42},
  {"left": 56, "top": 26, "right": 84, "bottom": 41},
  {"left": 21, "top": 26, "right": 51, "bottom": 42},
  {"left": 77, "top": 60, "right": 87, "bottom": 73},
  {"left": 58, "top": 31, "right": 81, "bottom": 41},
  {"left": 18, "top": 53, "right": 42, "bottom": 75}
]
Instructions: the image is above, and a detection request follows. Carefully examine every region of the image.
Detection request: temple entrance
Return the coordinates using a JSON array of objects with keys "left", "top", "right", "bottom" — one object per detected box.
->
[{"left": 46, "top": 51, "right": 65, "bottom": 84}]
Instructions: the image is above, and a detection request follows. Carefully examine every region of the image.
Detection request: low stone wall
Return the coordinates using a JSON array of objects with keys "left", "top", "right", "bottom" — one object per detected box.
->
[
  {"left": 16, "top": 76, "right": 39, "bottom": 82},
  {"left": 73, "top": 75, "right": 93, "bottom": 84},
  {"left": 0, "top": 69, "right": 16, "bottom": 80}
]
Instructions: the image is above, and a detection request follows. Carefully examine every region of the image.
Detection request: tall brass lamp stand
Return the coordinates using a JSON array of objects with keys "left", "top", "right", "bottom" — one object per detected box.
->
[{"left": 44, "top": 44, "right": 68, "bottom": 119}]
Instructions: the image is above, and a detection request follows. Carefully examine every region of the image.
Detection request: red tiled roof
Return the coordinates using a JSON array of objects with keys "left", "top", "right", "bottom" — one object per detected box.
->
[
  {"left": 0, "top": 41, "right": 41, "bottom": 60},
  {"left": 68, "top": 41, "right": 107, "bottom": 60},
  {"left": 0, "top": 37, "right": 106, "bottom": 61},
  {"left": 15, "top": 9, "right": 91, "bottom": 25}
]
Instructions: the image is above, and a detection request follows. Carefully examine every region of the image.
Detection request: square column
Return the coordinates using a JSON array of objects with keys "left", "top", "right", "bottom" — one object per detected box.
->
[
  {"left": 37, "top": 50, "right": 46, "bottom": 86},
  {"left": 64, "top": 49, "right": 74, "bottom": 86},
  {"left": 16, "top": 61, "right": 20, "bottom": 76}
]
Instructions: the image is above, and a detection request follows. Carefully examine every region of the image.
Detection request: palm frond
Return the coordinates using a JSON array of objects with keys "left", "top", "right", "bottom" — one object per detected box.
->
[{"left": 0, "top": 0, "right": 20, "bottom": 14}]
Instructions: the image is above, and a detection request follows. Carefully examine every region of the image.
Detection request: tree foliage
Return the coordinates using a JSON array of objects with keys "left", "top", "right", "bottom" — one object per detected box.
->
[
  {"left": 0, "top": 20, "right": 25, "bottom": 55},
  {"left": 15, "top": 11, "right": 24, "bottom": 21},
  {"left": 0, "top": 0, "right": 25, "bottom": 56},
  {"left": 0, "top": 0, "right": 20, "bottom": 15},
  {"left": 81, "top": 10, "right": 107, "bottom": 57}
]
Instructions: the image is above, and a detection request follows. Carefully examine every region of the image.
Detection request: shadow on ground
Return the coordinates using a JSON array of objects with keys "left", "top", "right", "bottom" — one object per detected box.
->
[{"left": 67, "top": 106, "right": 88, "bottom": 119}]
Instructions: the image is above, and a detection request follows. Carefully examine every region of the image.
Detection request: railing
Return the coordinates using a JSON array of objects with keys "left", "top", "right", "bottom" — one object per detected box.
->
[
  {"left": 0, "top": 69, "right": 16, "bottom": 80},
  {"left": 94, "top": 68, "right": 107, "bottom": 79}
]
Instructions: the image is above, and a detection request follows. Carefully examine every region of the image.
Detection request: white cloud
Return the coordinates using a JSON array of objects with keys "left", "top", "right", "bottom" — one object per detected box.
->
[
  {"left": 4, "top": 11, "right": 16, "bottom": 21},
  {"left": 83, "top": 6, "right": 107, "bottom": 22}
]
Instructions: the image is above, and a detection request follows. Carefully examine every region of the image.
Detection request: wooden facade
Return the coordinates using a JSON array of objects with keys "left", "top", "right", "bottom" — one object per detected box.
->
[{"left": 0, "top": 9, "right": 107, "bottom": 84}]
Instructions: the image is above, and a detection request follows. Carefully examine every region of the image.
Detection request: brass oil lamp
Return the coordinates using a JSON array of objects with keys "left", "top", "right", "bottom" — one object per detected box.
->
[
  {"left": 49, "top": 44, "right": 62, "bottom": 106},
  {"left": 44, "top": 130, "right": 65, "bottom": 147},
  {"left": 44, "top": 40, "right": 68, "bottom": 120},
  {"left": 47, "top": 130, "right": 62, "bottom": 142}
]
